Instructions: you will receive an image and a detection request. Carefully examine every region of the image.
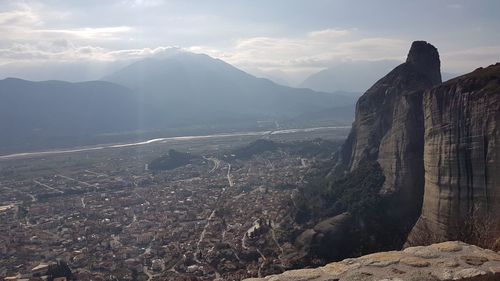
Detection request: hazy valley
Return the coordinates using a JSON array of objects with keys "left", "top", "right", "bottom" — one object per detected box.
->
[
  {"left": 1, "top": 1, "right": 500, "bottom": 281},
  {"left": 0, "top": 51, "right": 354, "bottom": 155}
]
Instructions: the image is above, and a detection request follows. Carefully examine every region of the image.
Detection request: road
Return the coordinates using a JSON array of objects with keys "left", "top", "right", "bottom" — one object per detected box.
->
[
  {"left": 227, "top": 163, "right": 234, "bottom": 187},
  {"left": 27, "top": 193, "right": 37, "bottom": 202},
  {"left": 56, "top": 174, "right": 98, "bottom": 188},
  {"left": 33, "top": 180, "right": 63, "bottom": 194},
  {"left": 125, "top": 214, "right": 137, "bottom": 228},
  {"left": 133, "top": 190, "right": 151, "bottom": 206},
  {"left": 271, "top": 227, "right": 284, "bottom": 256},
  {"left": 195, "top": 162, "right": 233, "bottom": 264},
  {"left": 84, "top": 170, "right": 108, "bottom": 177},
  {"left": 143, "top": 266, "right": 153, "bottom": 281},
  {"left": 203, "top": 156, "right": 221, "bottom": 173}
]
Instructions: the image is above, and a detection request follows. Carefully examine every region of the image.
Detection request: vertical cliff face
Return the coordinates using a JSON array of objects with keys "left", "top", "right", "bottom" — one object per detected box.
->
[
  {"left": 334, "top": 43, "right": 500, "bottom": 246},
  {"left": 408, "top": 64, "right": 500, "bottom": 246},
  {"left": 335, "top": 41, "right": 441, "bottom": 171},
  {"left": 333, "top": 41, "right": 442, "bottom": 228},
  {"left": 295, "top": 42, "right": 499, "bottom": 264}
]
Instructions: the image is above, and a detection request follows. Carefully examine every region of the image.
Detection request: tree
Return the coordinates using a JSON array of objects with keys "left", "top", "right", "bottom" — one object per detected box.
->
[{"left": 46, "top": 260, "right": 73, "bottom": 281}]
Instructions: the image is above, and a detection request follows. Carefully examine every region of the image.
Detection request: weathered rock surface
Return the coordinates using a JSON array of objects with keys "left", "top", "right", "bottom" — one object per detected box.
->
[
  {"left": 295, "top": 213, "right": 353, "bottom": 259},
  {"left": 290, "top": 42, "right": 500, "bottom": 274},
  {"left": 330, "top": 42, "right": 500, "bottom": 249},
  {"left": 332, "top": 41, "right": 442, "bottom": 239},
  {"left": 244, "top": 241, "right": 500, "bottom": 281},
  {"left": 408, "top": 63, "right": 500, "bottom": 245}
]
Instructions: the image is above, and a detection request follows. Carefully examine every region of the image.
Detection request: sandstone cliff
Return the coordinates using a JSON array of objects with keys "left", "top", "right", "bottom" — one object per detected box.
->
[
  {"left": 333, "top": 43, "right": 500, "bottom": 248},
  {"left": 408, "top": 64, "right": 500, "bottom": 246},
  {"left": 245, "top": 241, "right": 500, "bottom": 281},
  {"left": 333, "top": 41, "right": 442, "bottom": 234}
]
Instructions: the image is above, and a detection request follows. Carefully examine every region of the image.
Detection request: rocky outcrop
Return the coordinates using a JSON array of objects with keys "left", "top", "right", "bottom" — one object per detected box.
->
[
  {"left": 332, "top": 42, "right": 500, "bottom": 248},
  {"left": 290, "top": 42, "right": 499, "bottom": 272},
  {"left": 408, "top": 64, "right": 500, "bottom": 246},
  {"left": 245, "top": 241, "right": 500, "bottom": 281},
  {"left": 332, "top": 41, "right": 442, "bottom": 236},
  {"left": 294, "top": 213, "right": 353, "bottom": 260}
]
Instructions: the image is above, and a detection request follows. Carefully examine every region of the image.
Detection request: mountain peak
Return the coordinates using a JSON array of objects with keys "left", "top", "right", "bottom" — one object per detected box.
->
[{"left": 406, "top": 41, "right": 441, "bottom": 84}]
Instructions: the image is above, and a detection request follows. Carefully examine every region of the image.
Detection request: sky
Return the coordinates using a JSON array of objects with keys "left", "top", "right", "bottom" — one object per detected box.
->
[{"left": 0, "top": 0, "right": 499, "bottom": 84}]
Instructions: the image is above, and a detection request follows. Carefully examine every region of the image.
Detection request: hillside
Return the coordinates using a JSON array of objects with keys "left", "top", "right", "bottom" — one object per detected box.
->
[
  {"left": 103, "top": 51, "right": 356, "bottom": 125},
  {"left": 0, "top": 52, "right": 357, "bottom": 154},
  {"left": 0, "top": 78, "right": 140, "bottom": 152}
]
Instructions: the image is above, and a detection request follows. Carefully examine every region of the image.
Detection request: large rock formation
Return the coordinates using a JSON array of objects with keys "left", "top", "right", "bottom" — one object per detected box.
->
[
  {"left": 408, "top": 64, "right": 500, "bottom": 246},
  {"left": 245, "top": 241, "right": 500, "bottom": 281},
  {"left": 289, "top": 41, "right": 500, "bottom": 276},
  {"left": 265, "top": 43, "right": 500, "bottom": 281},
  {"left": 332, "top": 42, "right": 500, "bottom": 247},
  {"left": 333, "top": 41, "right": 442, "bottom": 234}
]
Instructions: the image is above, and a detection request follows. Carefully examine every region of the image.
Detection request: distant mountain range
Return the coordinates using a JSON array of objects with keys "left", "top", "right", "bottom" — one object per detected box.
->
[
  {"left": 299, "top": 60, "right": 400, "bottom": 94},
  {"left": 299, "top": 59, "right": 460, "bottom": 94},
  {"left": 0, "top": 51, "right": 355, "bottom": 153},
  {"left": 0, "top": 78, "right": 142, "bottom": 152},
  {"left": 103, "top": 51, "right": 354, "bottom": 124}
]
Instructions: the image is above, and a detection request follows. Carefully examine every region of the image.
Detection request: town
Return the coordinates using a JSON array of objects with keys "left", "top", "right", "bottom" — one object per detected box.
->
[{"left": 0, "top": 128, "right": 347, "bottom": 281}]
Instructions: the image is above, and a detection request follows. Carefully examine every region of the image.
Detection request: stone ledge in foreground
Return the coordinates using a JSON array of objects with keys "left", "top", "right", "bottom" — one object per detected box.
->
[{"left": 244, "top": 241, "right": 500, "bottom": 281}]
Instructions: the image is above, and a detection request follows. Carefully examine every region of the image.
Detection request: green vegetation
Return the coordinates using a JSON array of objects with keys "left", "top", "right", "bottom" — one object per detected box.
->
[
  {"left": 293, "top": 161, "right": 413, "bottom": 260},
  {"left": 230, "top": 139, "right": 278, "bottom": 159},
  {"left": 230, "top": 138, "right": 342, "bottom": 161},
  {"left": 295, "top": 161, "right": 385, "bottom": 223},
  {"left": 284, "top": 138, "right": 341, "bottom": 158},
  {"left": 46, "top": 261, "right": 74, "bottom": 281},
  {"left": 149, "top": 149, "right": 194, "bottom": 171}
]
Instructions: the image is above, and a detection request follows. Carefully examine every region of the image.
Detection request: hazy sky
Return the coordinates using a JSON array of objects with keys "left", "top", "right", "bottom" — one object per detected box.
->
[{"left": 1, "top": 0, "right": 499, "bottom": 83}]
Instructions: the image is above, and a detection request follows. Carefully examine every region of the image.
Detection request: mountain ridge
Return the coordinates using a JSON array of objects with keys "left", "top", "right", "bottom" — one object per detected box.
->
[
  {"left": 103, "top": 51, "right": 355, "bottom": 120},
  {"left": 0, "top": 52, "right": 356, "bottom": 153}
]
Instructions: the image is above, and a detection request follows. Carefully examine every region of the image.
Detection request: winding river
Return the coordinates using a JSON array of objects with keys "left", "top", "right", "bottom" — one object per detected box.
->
[{"left": 0, "top": 126, "right": 350, "bottom": 160}]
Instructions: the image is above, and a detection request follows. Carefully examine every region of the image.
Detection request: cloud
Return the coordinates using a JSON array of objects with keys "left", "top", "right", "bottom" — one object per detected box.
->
[
  {"left": 0, "top": 1, "right": 497, "bottom": 84},
  {"left": 193, "top": 32, "right": 408, "bottom": 71},
  {"left": 183, "top": 31, "right": 410, "bottom": 85},
  {"left": 0, "top": 2, "right": 407, "bottom": 78},
  {"left": 0, "top": 2, "right": 136, "bottom": 64},
  {"left": 442, "top": 46, "right": 500, "bottom": 73},
  {"left": 36, "top": 26, "right": 133, "bottom": 40},
  {"left": 0, "top": 43, "right": 180, "bottom": 64},
  {"left": 0, "top": 2, "right": 131, "bottom": 44},
  {"left": 307, "top": 28, "right": 351, "bottom": 41},
  {"left": 105, "top": 46, "right": 181, "bottom": 60},
  {"left": 0, "top": 43, "right": 106, "bottom": 62},
  {"left": 0, "top": 6, "right": 40, "bottom": 26},
  {"left": 334, "top": 38, "right": 408, "bottom": 60},
  {"left": 123, "top": 0, "right": 164, "bottom": 8}
]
